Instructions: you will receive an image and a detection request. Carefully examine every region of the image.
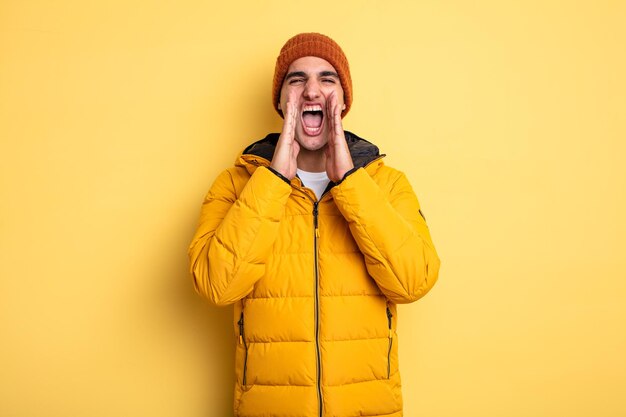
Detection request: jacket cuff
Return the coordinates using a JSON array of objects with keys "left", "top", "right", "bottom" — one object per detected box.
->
[
  {"left": 333, "top": 166, "right": 360, "bottom": 186},
  {"left": 266, "top": 166, "right": 291, "bottom": 185}
]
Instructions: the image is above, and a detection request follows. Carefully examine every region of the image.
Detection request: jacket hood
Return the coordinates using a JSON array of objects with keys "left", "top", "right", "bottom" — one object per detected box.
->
[{"left": 237, "top": 131, "right": 384, "bottom": 171}]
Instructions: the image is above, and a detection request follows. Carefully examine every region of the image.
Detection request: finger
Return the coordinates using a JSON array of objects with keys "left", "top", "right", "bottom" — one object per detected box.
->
[
  {"left": 328, "top": 91, "right": 336, "bottom": 120},
  {"left": 282, "top": 106, "right": 292, "bottom": 140},
  {"left": 283, "top": 90, "right": 297, "bottom": 130},
  {"left": 291, "top": 138, "right": 300, "bottom": 158},
  {"left": 288, "top": 90, "right": 298, "bottom": 127},
  {"left": 330, "top": 91, "right": 337, "bottom": 134},
  {"left": 284, "top": 102, "right": 297, "bottom": 141},
  {"left": 284, "top": 100, "right": 293, "bottom": 126},
  {"left": 332, "top": 94, "right": 343, "bottom": 136},
  {"left": 327, "top": 92, "right": 336, "bottom": 144},
  {"left": 290, "top": 102, "right": 297, "bottom": 138}
]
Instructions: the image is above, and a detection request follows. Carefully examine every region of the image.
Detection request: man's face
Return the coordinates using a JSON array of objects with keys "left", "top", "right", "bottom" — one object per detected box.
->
[{"left": 279, "top": 56, "right": 345, "bottom": 152}]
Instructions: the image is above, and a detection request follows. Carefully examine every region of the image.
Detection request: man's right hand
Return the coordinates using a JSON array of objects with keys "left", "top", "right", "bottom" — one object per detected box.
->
[{"left": 270, "top": 95, "right": 299, "bottom": 180}]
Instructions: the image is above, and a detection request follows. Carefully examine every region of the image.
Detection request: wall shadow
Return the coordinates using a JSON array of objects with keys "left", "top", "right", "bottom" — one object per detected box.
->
[
  {"left": 161, "top": 62, "right": 280, "bottom": 416},
  {"left": 160, "top": 217, "right": 236, "bottom": 416}
]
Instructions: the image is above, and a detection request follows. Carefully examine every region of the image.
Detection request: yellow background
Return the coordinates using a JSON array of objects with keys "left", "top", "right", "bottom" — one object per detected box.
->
[{"left": 1, "top": 1, "right": 625, "bottom": 416}]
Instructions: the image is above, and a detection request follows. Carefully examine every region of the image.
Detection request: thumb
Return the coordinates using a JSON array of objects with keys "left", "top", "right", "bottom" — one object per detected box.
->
[{"left": 292, "top": 139, "right": 300, "bottom": 158}]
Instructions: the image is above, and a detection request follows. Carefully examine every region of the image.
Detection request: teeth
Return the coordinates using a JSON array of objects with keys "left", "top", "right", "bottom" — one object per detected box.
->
[{"left": 303, "top": 105, "right": 323, "bottom": 112}]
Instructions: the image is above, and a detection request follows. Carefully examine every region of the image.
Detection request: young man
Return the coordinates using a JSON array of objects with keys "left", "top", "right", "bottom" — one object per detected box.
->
[{"left": 188, "top": 33, "right": 440, "bottom": 417}]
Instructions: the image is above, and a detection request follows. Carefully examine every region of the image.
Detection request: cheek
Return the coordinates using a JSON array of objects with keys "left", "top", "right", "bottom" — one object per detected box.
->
[
  {"left": 280, "top": 85, "right": 304, "bottom": 106},
  {"left": 324, "top": 87, "right": 345, "bottom": 107},
  {"left": 278, "top": 86, "right": 288, "bottom": 106},
  {"left": 279, "top": 83, "right": 294, "bottom": 101}
]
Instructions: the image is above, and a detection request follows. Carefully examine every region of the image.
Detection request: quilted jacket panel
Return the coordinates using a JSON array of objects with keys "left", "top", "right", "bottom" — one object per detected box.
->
[{"left": 189, "top": 132, "right": 440, "bottom": 416}]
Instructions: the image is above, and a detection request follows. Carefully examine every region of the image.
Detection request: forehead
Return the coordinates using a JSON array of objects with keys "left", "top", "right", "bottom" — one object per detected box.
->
[{"left": 286, "top": 56, "right": 337, "bottom": 74}]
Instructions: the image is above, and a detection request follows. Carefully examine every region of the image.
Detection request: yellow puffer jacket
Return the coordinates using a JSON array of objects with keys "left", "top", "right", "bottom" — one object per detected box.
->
[{"left": 189, "top": 132, "right": 440, "bottom": 417}]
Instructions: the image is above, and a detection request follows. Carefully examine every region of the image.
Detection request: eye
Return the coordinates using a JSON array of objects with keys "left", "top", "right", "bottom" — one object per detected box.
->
[
  {"left": 289, "top": 78, "right": 304, "bottom": 85},
  {"left": 321, "top": 78, "right": 336, "bottom": 84}
]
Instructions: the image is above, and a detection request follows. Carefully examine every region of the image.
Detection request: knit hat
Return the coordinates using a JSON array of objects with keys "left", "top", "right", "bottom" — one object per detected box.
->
[{"left": 272, "top": 33, "right": 352, "bottom": 118}]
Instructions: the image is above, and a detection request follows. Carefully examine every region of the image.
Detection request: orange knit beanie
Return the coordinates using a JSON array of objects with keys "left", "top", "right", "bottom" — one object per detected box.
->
[{"left": 272, "top": 33, "right": 352, "bottom": 118}]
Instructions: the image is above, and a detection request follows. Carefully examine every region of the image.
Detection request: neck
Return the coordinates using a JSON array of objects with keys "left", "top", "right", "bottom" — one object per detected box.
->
[{"left": 297, "top": 147, "right": 326, "bottom": 172}]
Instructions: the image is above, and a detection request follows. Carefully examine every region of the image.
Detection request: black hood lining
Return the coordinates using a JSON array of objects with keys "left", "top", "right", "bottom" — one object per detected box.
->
[{"left": 242, "top": 131, "right": 383, "bottom": 170}]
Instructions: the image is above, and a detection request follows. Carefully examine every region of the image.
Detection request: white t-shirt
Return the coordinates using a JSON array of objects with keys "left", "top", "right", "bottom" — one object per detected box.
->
[{"left": 297, "top": 169, "right": 330, "bottom": 201}]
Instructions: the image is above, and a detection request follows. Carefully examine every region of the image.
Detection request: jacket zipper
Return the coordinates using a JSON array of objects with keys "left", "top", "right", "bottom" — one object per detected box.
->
[
  {"left": 238, "top": 312, "right": 248, "bottom": 386},
  {"left": 386, "top": 306, "right": 393, "bottom": 379},
  {"left": 312, "top": 201, "right": 323, "bottom": 417}
]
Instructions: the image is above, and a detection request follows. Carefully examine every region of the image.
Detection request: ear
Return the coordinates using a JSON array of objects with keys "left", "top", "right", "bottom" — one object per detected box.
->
[{"left": 342, "top": 104, "right": 346, "bottom": 110}]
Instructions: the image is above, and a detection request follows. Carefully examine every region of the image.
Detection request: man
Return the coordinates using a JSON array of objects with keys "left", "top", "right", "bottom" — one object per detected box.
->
[{"left": 188, "top": 33, "right": 440, "bottom": 417}]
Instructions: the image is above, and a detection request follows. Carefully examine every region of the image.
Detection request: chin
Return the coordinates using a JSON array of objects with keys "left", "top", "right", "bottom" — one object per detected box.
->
[
  {"left": 295, "top": 127, "right": 329, "bottom": 151},
  {"left": 296, "top": 136, "right": 328, "bottom": 152}
]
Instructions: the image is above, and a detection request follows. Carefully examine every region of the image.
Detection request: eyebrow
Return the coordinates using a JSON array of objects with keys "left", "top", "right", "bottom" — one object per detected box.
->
[
  {"left": 285, "top": 70, "right": 340, "bottom": 80},
  {"left": 319, "top": 71, "right": 339, "bottom": 78},
  {"left": 285, "top": 71, "right": 307, "bottom": 80}
]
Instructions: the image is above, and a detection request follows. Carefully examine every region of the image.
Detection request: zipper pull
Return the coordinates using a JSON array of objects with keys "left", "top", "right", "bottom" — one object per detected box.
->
[
  {"left": 238, "top": 313, "right": 244, "bottom": 345},
  {"left": 386, "top": 307, "right": 393, "bottom": 338},
  {"left": 313, "top": 202, "right": 320, "bottom": 237}
]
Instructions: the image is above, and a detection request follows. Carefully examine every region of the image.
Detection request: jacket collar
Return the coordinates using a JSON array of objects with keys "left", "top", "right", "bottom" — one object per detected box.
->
[{"left": 237, "top": 131, "right": 384, "bottom": 173}]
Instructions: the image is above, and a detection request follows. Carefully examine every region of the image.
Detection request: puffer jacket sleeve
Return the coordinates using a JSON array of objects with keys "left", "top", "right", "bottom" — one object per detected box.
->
[
  {"left": 331, "top": 167, "right": 440, "bottom": 304},
  {"left": 188, "top": 166, "right": 292, "bottom": 306}
]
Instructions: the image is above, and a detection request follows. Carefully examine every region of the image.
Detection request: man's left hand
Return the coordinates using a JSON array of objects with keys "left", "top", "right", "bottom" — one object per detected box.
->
[{"left": 325, "top": 91, "right": 354, "bottom": 182}]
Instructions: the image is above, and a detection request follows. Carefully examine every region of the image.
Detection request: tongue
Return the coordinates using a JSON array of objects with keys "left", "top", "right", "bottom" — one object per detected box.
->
[{"left": 303, "top": 112, "right": 323, "bottom": 128}]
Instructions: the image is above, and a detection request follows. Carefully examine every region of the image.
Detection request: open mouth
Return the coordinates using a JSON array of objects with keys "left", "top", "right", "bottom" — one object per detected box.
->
[{"left": 301, "top": 104, "right": 324, "bottom": 136}]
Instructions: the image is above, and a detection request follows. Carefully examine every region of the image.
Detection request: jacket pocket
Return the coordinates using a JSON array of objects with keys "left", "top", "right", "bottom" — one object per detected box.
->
[
  {"left": 386, "top": 306, "right": 393, "bottom": 379},
  {"left": 238, "top": 312, "right": 249, "bottom": 386}
]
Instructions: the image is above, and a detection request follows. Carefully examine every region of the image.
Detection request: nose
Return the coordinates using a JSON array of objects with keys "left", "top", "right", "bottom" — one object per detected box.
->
[{"left": 303, "top": 79, "right": 321, "bottom": 100}]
